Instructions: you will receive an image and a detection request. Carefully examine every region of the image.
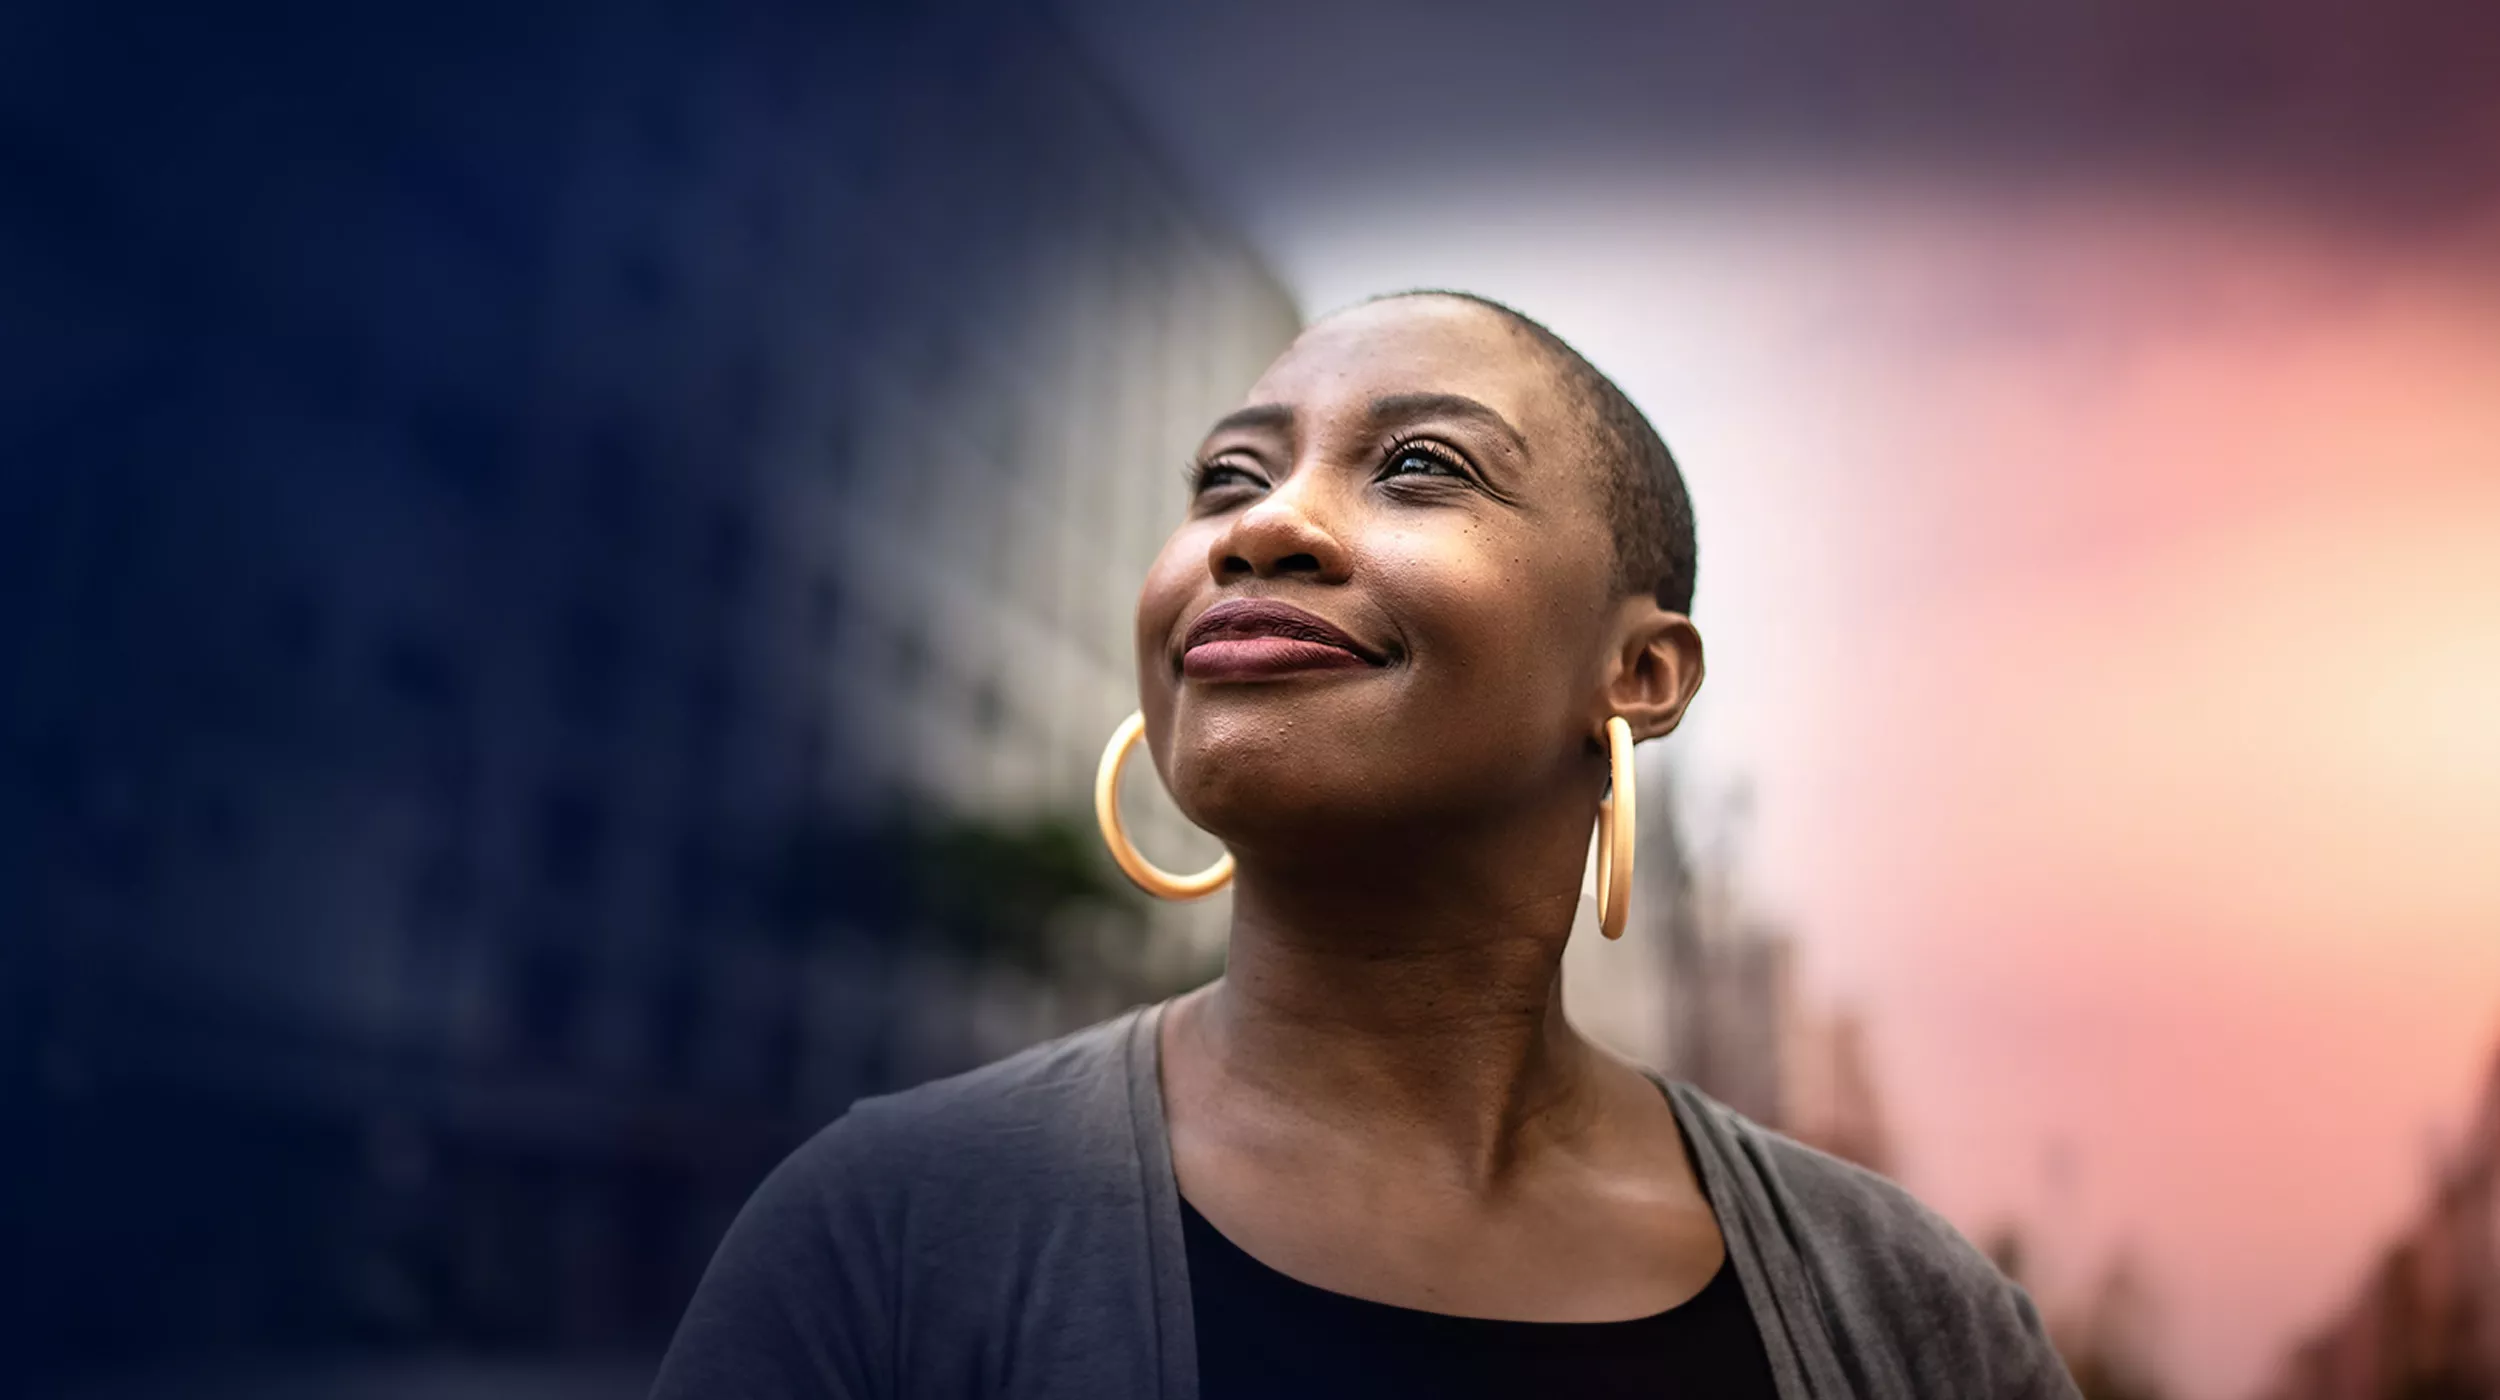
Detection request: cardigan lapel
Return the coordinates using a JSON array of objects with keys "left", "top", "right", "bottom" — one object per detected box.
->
[
  {"left": 1127, "top": 1003, "right": 1200, "bottom": 1400},
  {"left": 1661, "top": 1078, "right": 1856, "bottom": 1399}
]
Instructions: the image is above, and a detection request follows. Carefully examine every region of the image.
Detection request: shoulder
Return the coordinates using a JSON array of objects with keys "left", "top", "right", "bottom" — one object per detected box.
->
[
  {"left": 1700, "top": 1092, "right": 2012, "bottom": 1304},
  {"left": 1669, "top": 1085, "right": 2076, "bottom": 1398},
  {"left": 652, "top": 1009, "right": 1158, "bottom": 1397},
  {"left": 835, "top": 1003, "right": 1145, "bottom": 1164},
  {"left": 777, "top": 1003, "right": 1151, "bottom": 1219}
]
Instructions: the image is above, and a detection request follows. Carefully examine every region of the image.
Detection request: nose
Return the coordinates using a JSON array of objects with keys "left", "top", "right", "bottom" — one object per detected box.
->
[{"left": 1208, "top": 471, "right": 1352, "bottom": 584}]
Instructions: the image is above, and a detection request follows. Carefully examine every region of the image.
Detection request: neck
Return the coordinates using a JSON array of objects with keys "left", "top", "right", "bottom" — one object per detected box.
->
[{"left": 1181, "top": 793, "right": 1616, "bottom": 1185}]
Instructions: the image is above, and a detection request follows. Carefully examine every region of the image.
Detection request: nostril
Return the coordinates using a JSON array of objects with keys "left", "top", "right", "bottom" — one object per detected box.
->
[
  {"left": 1276, "top": 552, "right": 1321, "bottom": 575},
  {"left": 1218, "top": 554, "right": 1254, "bottom": 578}
]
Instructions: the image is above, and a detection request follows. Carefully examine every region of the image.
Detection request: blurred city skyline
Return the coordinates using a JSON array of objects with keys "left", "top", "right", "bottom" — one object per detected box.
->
[{"left": 8, "top": 2, "right": 1294, "bottom": 1391}]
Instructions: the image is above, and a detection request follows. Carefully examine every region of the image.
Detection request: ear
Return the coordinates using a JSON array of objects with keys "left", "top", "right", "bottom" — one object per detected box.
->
[{"left": 1597, "top": 598, "right": 1704, "bottom": 744}]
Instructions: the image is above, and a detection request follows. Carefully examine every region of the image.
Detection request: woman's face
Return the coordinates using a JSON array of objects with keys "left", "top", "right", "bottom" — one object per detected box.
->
[{"left": 1134, "top": 296, "right": 1631, "bottom": 849}]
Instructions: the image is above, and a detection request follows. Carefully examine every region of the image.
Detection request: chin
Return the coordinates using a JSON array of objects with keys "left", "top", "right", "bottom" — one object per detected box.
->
[{"left": 1161, "top": 693, "right": 1398, "bottom": 843}]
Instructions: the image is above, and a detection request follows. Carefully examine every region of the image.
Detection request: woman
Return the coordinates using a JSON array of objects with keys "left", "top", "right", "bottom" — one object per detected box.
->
[{"left": 652, "top": 293, "right": 2079, "bottom": 1399}]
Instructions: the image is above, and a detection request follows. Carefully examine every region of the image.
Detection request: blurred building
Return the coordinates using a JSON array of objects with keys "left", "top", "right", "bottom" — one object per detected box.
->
[
  {"left": 1672, "top": 885, "right": 1795, "bottom": 1129},
  {"left": 1783, "top": 1004, "right": 1896, "bottom": 1178},
  {"left": 2258, "top": 1037, "right": 2500, "bottom": 1400},
  {"left": 5, "top": 0, "right": 1291, "bottom": 1384},
  {"left": 1661, "top": 852, "right": 1894, "bottom": 1176},
  {"left": 1562, "top": 759, "right": 1892, "bottom": 1175}
]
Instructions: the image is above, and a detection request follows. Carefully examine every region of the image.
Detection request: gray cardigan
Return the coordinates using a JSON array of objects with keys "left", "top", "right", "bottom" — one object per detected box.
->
[{"left": 653, "top": 1003, "right": 2080, "bottom": 1399}]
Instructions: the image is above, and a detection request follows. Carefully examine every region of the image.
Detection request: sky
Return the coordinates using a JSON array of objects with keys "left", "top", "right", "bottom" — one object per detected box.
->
[{"left": 1060, "top": 3, "right": 2500, "bottom": 1394}]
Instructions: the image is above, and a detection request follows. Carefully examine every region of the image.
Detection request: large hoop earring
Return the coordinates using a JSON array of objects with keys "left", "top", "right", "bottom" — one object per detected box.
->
[
  {"left": 1594, "top": 716, "right": 1637, "bottom": 940},
  {"left": 1094, "top": 711, "right": 1235, "bottom": 900}
]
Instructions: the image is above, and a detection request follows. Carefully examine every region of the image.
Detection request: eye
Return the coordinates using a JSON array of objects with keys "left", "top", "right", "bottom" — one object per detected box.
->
[
  {"left": 1187, "top": 457, "right": 1268, "bottom": 500},
  {"left": 1379, "top": 440, "right": 1472, "bottom": 483}
]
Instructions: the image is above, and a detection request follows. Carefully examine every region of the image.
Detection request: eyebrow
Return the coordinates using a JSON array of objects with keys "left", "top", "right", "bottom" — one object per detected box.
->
[
  {"left": 1199, "top": 393, "right": 1531, "bottom": 458},
  {"left": 1202, "top": 403, "right": 1294, "bottom": 439},
  {"left": 1365, "top": 392, "right": 1529, "bottom": 457}
]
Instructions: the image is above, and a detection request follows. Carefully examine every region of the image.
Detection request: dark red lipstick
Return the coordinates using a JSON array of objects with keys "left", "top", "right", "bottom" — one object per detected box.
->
[{"left": 1180, "top": 599, "right": 1386, "bottom": 681}]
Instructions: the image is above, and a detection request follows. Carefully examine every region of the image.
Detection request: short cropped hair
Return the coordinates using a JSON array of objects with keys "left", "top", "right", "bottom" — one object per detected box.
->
[{"left": 1370, "top": 290, "right": 1697, "bottom": 615}]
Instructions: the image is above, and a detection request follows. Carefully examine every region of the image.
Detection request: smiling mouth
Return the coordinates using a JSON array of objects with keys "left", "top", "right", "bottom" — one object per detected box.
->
[{"left": 1180, "top": 600, "right": 1387, "bottom": 681}]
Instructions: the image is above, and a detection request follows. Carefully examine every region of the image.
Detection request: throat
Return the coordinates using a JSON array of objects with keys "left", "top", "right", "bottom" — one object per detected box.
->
[
  {"left": 1178, "top": 804, "right": 1618, "bottom": 1181},
  {"left": 1171, "top": 959, "right": 1605, "bottom": 1191}
]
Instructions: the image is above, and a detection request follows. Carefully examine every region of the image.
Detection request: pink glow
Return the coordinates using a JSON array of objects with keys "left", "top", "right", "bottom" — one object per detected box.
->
[{"left": 1294, "top": 183, "right": 2500, "bottom": 1396}]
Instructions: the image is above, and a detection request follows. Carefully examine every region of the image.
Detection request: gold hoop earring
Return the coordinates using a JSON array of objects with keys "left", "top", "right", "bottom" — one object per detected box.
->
[
  {"left": 1094, "top": 711, "right": 1234, "bottom": 900},
  {"left": 1594, "top": 716, "right": 1637, "bottom": 940}
]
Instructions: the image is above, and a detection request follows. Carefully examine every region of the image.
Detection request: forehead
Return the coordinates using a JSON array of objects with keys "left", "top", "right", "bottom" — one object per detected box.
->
[{"left": 1239, "top": 298, "right": 1577, "bottom": 451}]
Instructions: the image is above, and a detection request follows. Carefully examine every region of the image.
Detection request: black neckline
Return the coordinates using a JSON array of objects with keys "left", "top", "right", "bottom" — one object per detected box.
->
[{"left": 1174, "top": 1191, "right": 1739, "bottom": 1336}]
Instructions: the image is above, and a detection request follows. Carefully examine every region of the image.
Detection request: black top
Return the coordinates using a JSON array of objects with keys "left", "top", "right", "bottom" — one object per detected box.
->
[{"left": 1181, "top": 1195, "right": 1782, "bottom": 1399}]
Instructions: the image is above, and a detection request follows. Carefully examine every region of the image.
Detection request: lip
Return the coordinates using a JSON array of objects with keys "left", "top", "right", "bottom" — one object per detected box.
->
[{"left": 1180, "top": 599, "right": 1387, "bottom": 681}]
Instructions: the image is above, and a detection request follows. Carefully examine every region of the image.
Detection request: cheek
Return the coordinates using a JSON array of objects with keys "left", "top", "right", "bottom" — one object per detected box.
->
[
  {"left": 1336, "top": 533, "right": 1602, "bottom": 815},
  {"left": 1135, "top": 531, "right": 1198, "bottom": 640},
  {"left": 1375, "top": 526, "right": 1599, "bottom": 707},
  {"left": 1132, "top": 527, "right": 1207, "bottom": 685}
]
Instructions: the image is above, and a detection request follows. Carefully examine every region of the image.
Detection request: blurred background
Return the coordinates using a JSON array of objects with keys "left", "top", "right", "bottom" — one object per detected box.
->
[{"left": 4, "top": 1, "right": 2496, "bottom": 1397}]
